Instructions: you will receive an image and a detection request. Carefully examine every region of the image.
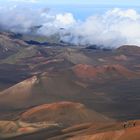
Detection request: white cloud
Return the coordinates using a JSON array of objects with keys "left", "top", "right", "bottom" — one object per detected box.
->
[
  {"left": 60, "top": 8, "right": 140, "bottom": 48},
  {"left": 106, "top": 8, "right": 140, "bottom": 20},
  {"left": 37, "top": 13, "right": 76, "bottom": 35},
  {"left": 56, "top": 13, "right": 76, "bottom": 26},
  {"left": 0, "top": 6, "right": 140, "bottom": 48}
]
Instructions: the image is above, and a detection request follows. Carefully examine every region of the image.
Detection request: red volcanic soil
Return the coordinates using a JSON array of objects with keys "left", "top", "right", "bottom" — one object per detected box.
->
[
  {"left": 68, "top": 125, "right": 140, "bottom": 140},
  {"left": 73, "top": 64, "right": 139, "bottom": 79},
  {"left": 20, "top": 102, "right": 111, "bottom": 126}
]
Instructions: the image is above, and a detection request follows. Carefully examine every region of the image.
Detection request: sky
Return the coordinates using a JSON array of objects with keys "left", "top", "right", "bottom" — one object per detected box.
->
[
  {"left": 1, "top": 0, "right": 140, "bottom": 20},
  {"left": 1, "top": 0, "right": 140, "bottom": 6}
]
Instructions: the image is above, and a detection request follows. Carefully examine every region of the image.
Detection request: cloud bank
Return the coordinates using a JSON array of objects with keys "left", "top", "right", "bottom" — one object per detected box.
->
[
  {"left": 0, "top": 5, "right": 140, "bottom": 48},
  {"left": 60, "top": 8, "right": 140, "bottom": 48}
]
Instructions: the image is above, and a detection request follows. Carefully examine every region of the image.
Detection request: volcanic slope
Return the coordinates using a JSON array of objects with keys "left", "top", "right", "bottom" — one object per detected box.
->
[
  {"left": 0, "top": 101, "right": 113, "bottom": 140},
  {"left": 65, "top": 121, "right": 140, "bottom": 140},
  {"left": 0, "top": 70, "right": 87, "bottom": 109},
  {"left": 20, "top": 101, "right": 111, "bottom": 126},
  {"left": 73, "top": 64, "right": 140, "bottom": 80},
  {"left": 0, "top": 32, "right": 28, "bottom": 59},
  {"left": 0, "top": 63, "right": 139, "bottom": 109},
  {"left": 0, "top": 62, "right": 140, "bottom": 120}
]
